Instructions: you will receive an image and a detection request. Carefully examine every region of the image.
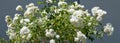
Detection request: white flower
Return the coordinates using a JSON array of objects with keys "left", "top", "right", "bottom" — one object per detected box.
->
[
  {"left": 6, "top": 29, "right": 14, "bottom": 34},
  {"left": 77, "top": 31, "right": 86, "bottom": 39},
  {"left": 54, "top": 8, "right": 63, "bottom": 13},
  {"left": 77, "top": 4, "right": 84, "bottom": 8},
  {"left": 73, "top": 10, "right": 84, "bottom": 17},
  {"left": 91, "top": 7, "right": 107, "bottom": 16},
  {"left": 73, "top": 1, "right": 84, "bottom": 8},
  {"left": 24, "top": 19, "right": 30, "bottom": 23},
  {"left": 24, "top": 3, "right": 39, "bottom": 17},
  {"left": 26, "top": 33, "right": 32, "bottom": 40},
  {"left": 8, "top": 23, "right": 15, "bottom": 29},
  {"left": 50, "top": 39, "right": 55, "bottom": 43},
  {"left": 91, "top": 7, "right": 107, "bottom": 21},
  {"left": 56, "top": 35, "right": 60, "bottom": 39},
  {"left": 58, "top": 1, "right": 67, "bottom": 7},
  {"left": 9, "top": 33, "right": 16, "bottom": 39},
  {"left": 24, "top": 10, "right": 34, "bottom": 17},
  {"left": 14, "top": 13, "right": 21, "bottom": 20},
  {"left": 16, "top": 5, "right": 23, "bottom": 11},
  {"left": 45, "top": 29, "right": 56, "bottom": 37},
  {"left": 104, "top": 23, "right": 114, "bottom": 36},
  {"left": 74, "top": 37, "right": 79, "bottom": 42},
  {"left": 45, "top": 32, "right": 51, "bottom": 37},
  {"left": 13, "top": 13, "right": 21, "bottom": 23},
  {"left": 88, "top": 22, "right": 92, "bottom": 26},
  {"left": 96, "top": 16, "right": 102, "bottom": 21},
  {"left": 70, "top": 15, "right": 84, "bottom": 28},
  {"left": 91, "top": 7, "right": 99, "bottom": 16},
  {"left": 67, "top": 8, "right": 75, "bottom": 14},
  {"left": 74, "top": 1, "right": 79, "bottom": 5},
  {"left": 70, "top": 10, "right": 85, "bottom": 27},
  {"left": 84, "top": 10, "right": 91, "bottom": 16},
  {"left": 20, "top": 26, "right": 30, "bottom": 35},
  {"left": 20, "top": 19, "right": 30, "bottom": 24},
  {"left": 5, "top": 15, "right": 12, "bottom": 24},
  {"left": 49, "top": 29, "right": 54, "bottom": 32},
  {"left": 26, "top": 3, "right": 34, "bottom": 8},
  {"left": 46, "top": 0, "right": 53, "bottom": 3},
  {"left": 69, "top": 5, "right": 75, "bottom": 9},
  {"left": 75, "top": 31, "right": 87, "bottom": 43}
]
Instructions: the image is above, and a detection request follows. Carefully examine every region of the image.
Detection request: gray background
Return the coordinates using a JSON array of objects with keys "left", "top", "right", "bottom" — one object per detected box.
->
[{"left": 0, "top": 0, "right": 120, "bottom": 43}]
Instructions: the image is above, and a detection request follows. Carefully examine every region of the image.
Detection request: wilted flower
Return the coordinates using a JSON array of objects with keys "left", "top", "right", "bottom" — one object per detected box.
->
[
  {"left": 16, "top": 5, "right": 23, "bottom": 11},
  {"left": 20, "top": 26, "right": 30, "bottom": 35},
  {"left": 104, "top": 23, "right": 114, "bottom": 36},
  {"left": 50, "top": 39, "right": 55, "bottom": 43}
]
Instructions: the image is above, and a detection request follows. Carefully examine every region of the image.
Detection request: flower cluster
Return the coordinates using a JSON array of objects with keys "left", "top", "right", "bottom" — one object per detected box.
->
[{"left": 5, "top": 0, "right": 114, "bottom": 43}]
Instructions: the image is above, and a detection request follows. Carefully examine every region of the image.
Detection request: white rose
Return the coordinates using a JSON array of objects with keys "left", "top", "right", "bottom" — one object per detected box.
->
[
  {"left": 24, "top": 19, "right": 30, "bottom": 23},
  {"left": 73, "top": 10, "right": 84, "bottom": 17},
  {"left": 46, "top": 0, "right": 53, "bottom": 3},
  {"left": 58, "top": 1, "right": 67, "bottom": 7},
  {"left": 91, "top": 7, "right": 107, "bottom": 17},
  {"left": 104, "top": 23, "right": 114, "bottom": 36},
  {"left": 20, "top": 26, "right": 30, "bottom": 35},
  {"left": 26, "top": 3, "right": 34, "bottom": 8},
  {"left": 56, "top": 35, "right": 60, "bottom": 39},
  {"left": 67, "top": 8, "right": 75, "bottom": 14},
  {"left": 75, "top": 31, "right": 87, "bottom": 43},
  {"left": 24, "top": 3, "right": 39, "bottom": 17},
  {"left": 73, "top": 1, "right": 84, "bottom": 8},
  {"left": 45, "top": 31, "right": 51, "bottom": 37},
  {"left": 96, "top": 16, "right": 102, "bottom": 21},
  {"left": 26, "top": 33, "right": 32, "bottom": 40},
  {"left": 87, "top": 22, "right": 92, "bottom": 26},
  {"left": 50, "top": 39, "right": 55, "bottom": 43},
  {"left": 45, "top": 29, "right": 56, "bottom": 37},
  {"left": 9, "top": 33, "right": 16, "bottom": 39},
  {"left": 70, "top": 15, "right": 84, "bottom": 28},
  {"left": 8, "top": 23, "right": 15, "bottom": 29},
  {"left": 13, "top": 13, "right": 21, "bottom": 23},
  {"left": 20, "top": 19, "right": 30, "bottom": 24},
  {"left": 91, "top": 7, "right": 100, "bottom": 16},
  {"left": 74, "top": 37, "right": 79, "bottom": 42},
  {"left": 16, "top": 5, "right": 23, "bottom": 11},
  {"left": 49, "top": 29, "right": 54, "bottom": 32},
  {"left": 5, "top": 15, "right": 12, "bottom": 24}
]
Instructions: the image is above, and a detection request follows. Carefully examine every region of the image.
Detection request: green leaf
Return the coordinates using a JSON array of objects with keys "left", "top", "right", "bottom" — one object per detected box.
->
[{"left": 37, "top": 1, "right": 43, "bottom": 5}]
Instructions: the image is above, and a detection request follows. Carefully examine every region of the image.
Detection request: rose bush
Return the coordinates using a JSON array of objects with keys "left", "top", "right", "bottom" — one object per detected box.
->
[{"left": 4, "top": 0, "right": 114, "bottom": 43}]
